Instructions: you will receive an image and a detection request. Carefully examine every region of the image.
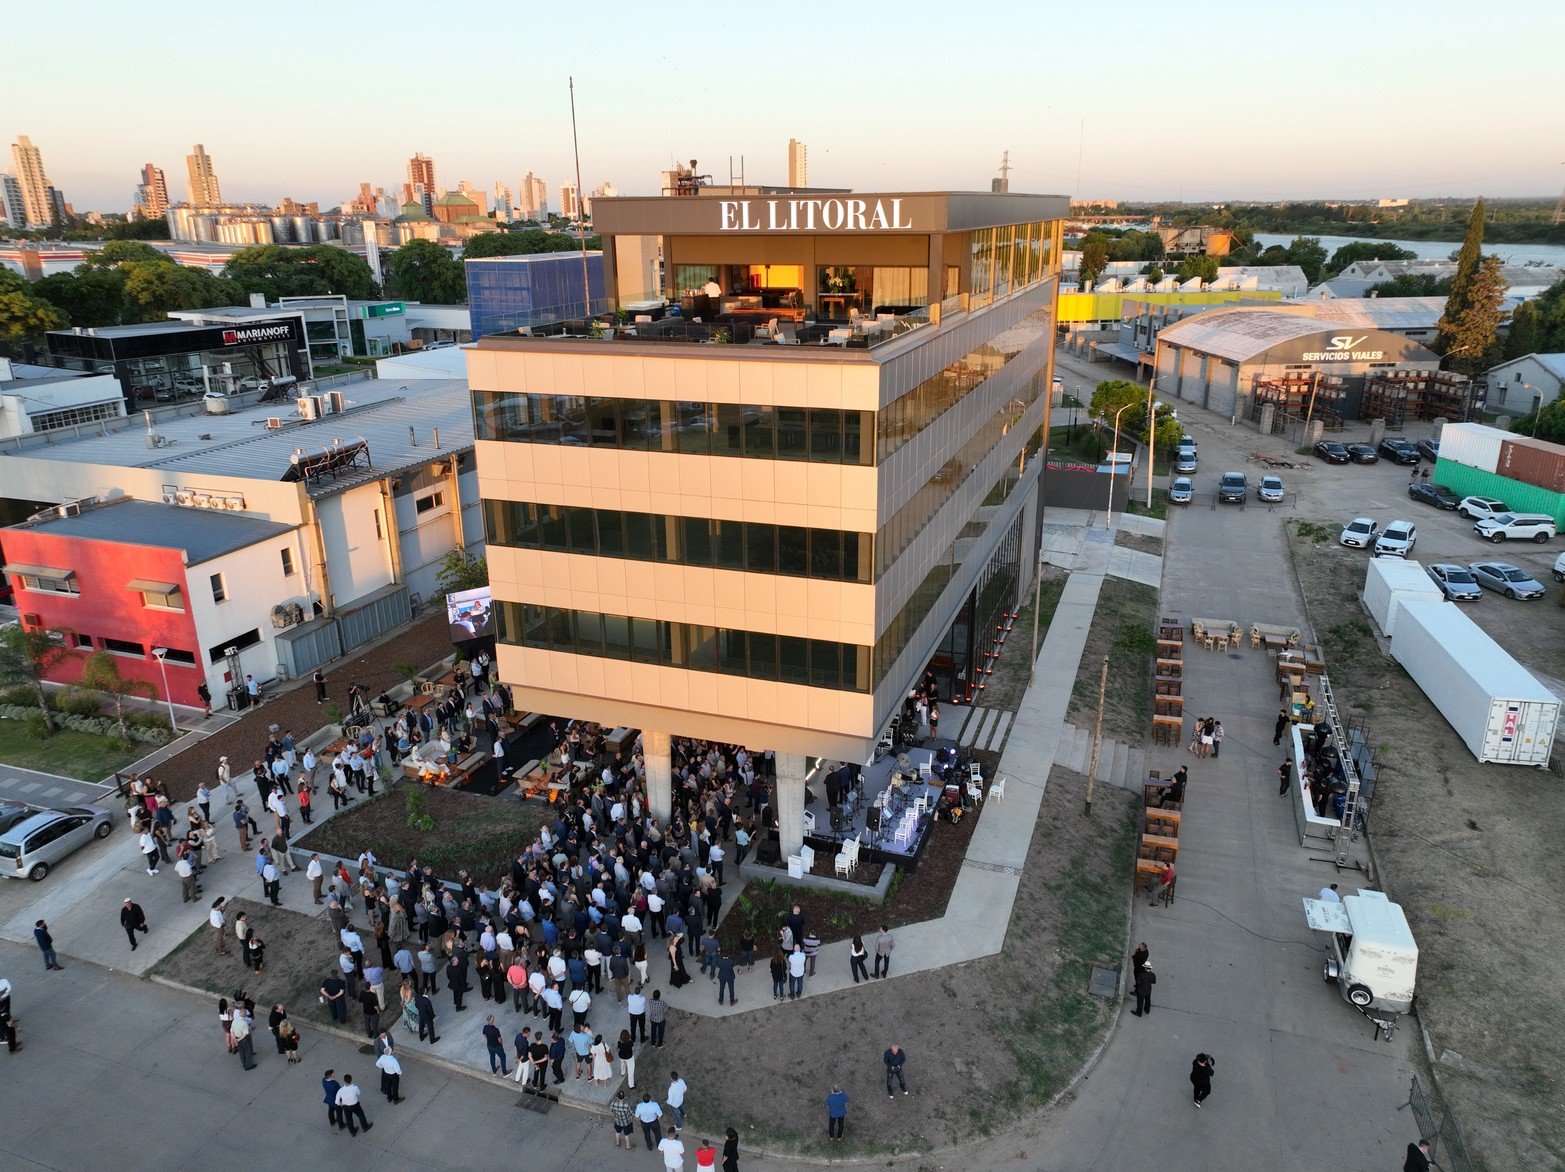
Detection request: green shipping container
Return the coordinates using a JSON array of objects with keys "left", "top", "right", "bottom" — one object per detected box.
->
[{"left": 1434, "top": 459, "right": 1565, "bottom": 527}]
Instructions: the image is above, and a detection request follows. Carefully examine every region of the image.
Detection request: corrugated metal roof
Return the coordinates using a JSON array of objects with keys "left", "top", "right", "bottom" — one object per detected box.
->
[
  {"left": 8, "top": 378, "right": 475, "bottom": 498},
  {"left": 1288, "top": 296, "right": 1445, "bottom": 330},
  {"left": 1154, "top": 309, "right": 1335, "bottom": 363},
  {"left": 15, "top": 499, "right": 295, "bottom": 563}
]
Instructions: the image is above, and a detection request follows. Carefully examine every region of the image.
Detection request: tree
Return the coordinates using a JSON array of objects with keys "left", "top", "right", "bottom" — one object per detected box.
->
[
  {"left": 0, "top": 625, "right": 76, "bottom": 733},
  {"left": 1324, "top": 241, "right": 1417, "bottom": 277},
  {"left": 1437, "top": 199, "right": 1487, "bottom": 361},
  {"left": 1079, "top": 237, "right": 1109, "bottom": 286},
  {"left": 1089, "top": 379, "right": 1144, "bottom": 423},
  {"left": 79, "top": 650, "right": 155, "bottom": 742},
  {"left": 1283, "top": 236, "right": 1328, "bottom": 285},
  {"left": 81, "top": 240, "right": 166, "bottom": 270},
  {"left": 223, "top": 244, "right": 379, "bottom": 301},
  {"left": 33, "top": 268, "right": 128, "bottom": 327},
  {"left": 388, "top": 239, "right": 467, "bottom": 304},
  {"left": 1502, "top": 300, "right": 1542, "bottom": 362},
  {"left": 1436, "top": 255, "right": 1507, "bottom": 373},
  {"left": 1506, "top": 277, "right": 1565, "bottom": 356},
  {"left": 463, "top": 229, "right": 581, "bottom": 260},
  {"left": 1175, "top": 255, "right": 1219, "bottom": 283},
  {"left": 0, "top": 288, "right": 67, "bottom": 343},
  {"left": 1509, "top": 398, "right": 1565, "bottom": 444},
  {"left": 1368, "top": 273, "right": 1452, "bottom": 298},
  {"left": 434, "top": 547, "right": 489, "bottom": 595},
  {"left": 106, "top": 218, "right": 172, "bottom": 241},
  {"left": 1140, "top": 263, "right": 1165, "bottom": 284}
]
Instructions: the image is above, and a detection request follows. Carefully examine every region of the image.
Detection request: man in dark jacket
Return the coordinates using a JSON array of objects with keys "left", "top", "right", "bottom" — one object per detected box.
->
[
  {"left": 120, "top": 899, "right": 150, "bottom": 950},
  {"left": 1132, "top": 963, "right": 1156, "bottom": 1016}
]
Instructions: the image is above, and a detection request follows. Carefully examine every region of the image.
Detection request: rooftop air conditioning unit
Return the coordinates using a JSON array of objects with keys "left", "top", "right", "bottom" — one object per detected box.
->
[
  {"left": 161, "top": 490, "right": 179, "bottom": 505},
  {"left": 174, "top": 490, "right": 194, "bottom": 506},
  {"left": 191, "top": 493, "right": 213, "bottom": 509},
  {"left": 326, "top": 391, "right": 346, "bottom": 414},
  {"left": 297, "top": 397, "right": 320, "bottom": 421},
  {"left": 224, "top": 496, "right": 245, "bottom": 511}
]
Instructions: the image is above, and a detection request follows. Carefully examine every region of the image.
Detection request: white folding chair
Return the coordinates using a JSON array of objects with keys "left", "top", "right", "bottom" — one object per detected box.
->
[
  {"left": 834, "top": 849, "right": 852, "bottom": 878},
  {"left": 799, "top": 844, "right": 815, "bottom": 872},
  {"left": 918, "top": 760, "right": 933, "bottom": 781},
  {"left": 968, "top": 761, "right": 983, "bottom": 784},
  {"left": 966, "top": 779, "right": 984, "bottom": 804},
  {"left": 989, "top": 776, "right": 1007, "bottom": 802},
  {"left": 803, "top": 810, "right": 816, "bottom": 836}
]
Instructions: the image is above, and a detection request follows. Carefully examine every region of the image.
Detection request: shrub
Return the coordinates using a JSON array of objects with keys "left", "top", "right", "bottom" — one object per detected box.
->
[
  {"left": 0, "top": 685, "right": 35, "bottom": 708},
  {"left": 57, "top": 688, "right": 102, "bottom": 717}
]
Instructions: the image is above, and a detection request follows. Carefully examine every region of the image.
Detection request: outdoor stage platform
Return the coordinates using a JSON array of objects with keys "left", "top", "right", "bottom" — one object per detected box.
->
[{"left": 802, "top": 740, "right": 969, "bottom": 868}]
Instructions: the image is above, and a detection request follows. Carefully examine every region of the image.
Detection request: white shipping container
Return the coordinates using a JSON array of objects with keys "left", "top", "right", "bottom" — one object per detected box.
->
[
  {"left": 1362, "top": 558, "right": 1445, "bottom": 638},
  {"left": 1391, "top": 598, "right": 1559, "bottom": 765},
  {"left": 1434, "top": 422, "right": 1503, "bottom": 474}
]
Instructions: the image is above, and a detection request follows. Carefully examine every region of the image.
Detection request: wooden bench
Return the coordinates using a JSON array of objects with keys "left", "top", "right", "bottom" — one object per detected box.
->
[
  {"left": 1140, "top": 833, "right": 1180, "bottom": 855},
  {"left": 1152, "top": 714, "right": 1183, "bottom": 745}
]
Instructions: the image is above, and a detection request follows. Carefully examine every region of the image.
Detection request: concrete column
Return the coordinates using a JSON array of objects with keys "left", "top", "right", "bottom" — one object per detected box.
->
[
  {"left": 643, "top": 729, "right": 672, "bottom": 824},
  {"left": 776, "top": 752, "right": 809, "bottom": 860}
]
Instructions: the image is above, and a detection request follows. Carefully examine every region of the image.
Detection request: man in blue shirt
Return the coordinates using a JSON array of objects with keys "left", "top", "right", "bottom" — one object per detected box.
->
[
  {"left": 825, "top": 1086, "right": 849, "bottom": 1140},
  {"left": 33, "top": 919, "right": 63, "bottom": 971},
  {"left": 483, "top": 1015, "right": 508, "bottom": 1074},
  {"left": 323, "top": 1069, "right": 344, "bottom": 1129}
]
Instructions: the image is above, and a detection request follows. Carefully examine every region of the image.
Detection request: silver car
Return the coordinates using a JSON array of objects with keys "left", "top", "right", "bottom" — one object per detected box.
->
[
  {"left": 0, "top": 804, "right": 114, "bottom": 881},
  {"left": 1168, "top": 476, "right": 1194, "bottom": 505},
  {"left": 1426, "top": 563, "right": 1482, "bottom": 602},
  {"left": 1258, "top": 475, "right": 1285, "bottom": 503},
  {"left": 1468, "top": 561, "right": 1546, "bottom": 600}
]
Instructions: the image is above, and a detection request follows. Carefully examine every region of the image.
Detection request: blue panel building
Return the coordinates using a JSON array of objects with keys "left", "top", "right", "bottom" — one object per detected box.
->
[{"left": 465, "top": 252, "right": 606, "bottom": 338}]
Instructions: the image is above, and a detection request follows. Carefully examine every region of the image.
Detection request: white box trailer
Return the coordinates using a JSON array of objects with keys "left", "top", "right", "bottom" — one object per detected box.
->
[
  {"left": 1391, "top": 597, "right": 1559, "bottom": 765},
  {"left": 1303, "top": 889, "right": 1418, "bottom": 1015},
  {"left": 1362, "top": 558, "right": 1444, "bottom": 638}
]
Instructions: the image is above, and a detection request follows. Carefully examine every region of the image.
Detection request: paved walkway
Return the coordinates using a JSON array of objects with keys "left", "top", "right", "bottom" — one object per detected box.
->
[{"left": 0, "top": 764, "right": 115, "bottom": 808}]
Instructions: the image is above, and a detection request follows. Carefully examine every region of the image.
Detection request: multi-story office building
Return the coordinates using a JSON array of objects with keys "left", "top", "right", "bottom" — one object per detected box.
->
[
  {"left": 788, "top": 139, "right": 808, "bottom": 187},
  {"left": 560, "top": 184, "right": 582, "bottom": 221},
  {"left": 135, "top": 163, "right": 169, "bottom": 220},
  {"left": 9, "top": 135, "right": 53, "bottom": 228},
  {"left": 2, "top": 173, "right": 26, "bottom": 227},
  {"left": 469, "top": 189, "right": 1065, "bottom": 856},
  {"left": 186, "top": 144, "right": 222, "bottom": 206}
]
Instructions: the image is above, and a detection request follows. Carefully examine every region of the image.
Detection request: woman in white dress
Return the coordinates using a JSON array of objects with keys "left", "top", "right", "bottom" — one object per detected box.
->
[{"left": 590, "top": 1033, "right": 613, "bottom": 1084}]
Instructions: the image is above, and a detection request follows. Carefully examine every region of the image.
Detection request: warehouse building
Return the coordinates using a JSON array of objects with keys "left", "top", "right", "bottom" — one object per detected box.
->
[{"left": 1435, "top": 423, "right": 1565, "bottom": 527}]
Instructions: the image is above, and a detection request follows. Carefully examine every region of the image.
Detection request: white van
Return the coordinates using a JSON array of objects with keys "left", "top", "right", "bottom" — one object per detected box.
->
[
  {"left": 1302, "top": 889, "right": 1418, "bottom": 1015},
  {"left": 1551, "top": 551, "right": 1565, "bottom": 584}
]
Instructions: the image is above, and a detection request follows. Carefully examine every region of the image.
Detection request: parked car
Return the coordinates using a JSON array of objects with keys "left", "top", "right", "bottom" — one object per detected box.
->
[
  {"left": 1168, "top": 476, "right": 1194, "bottom": 505},
  {"left": 1180, "top": 433, "right": 1196, "bottom": 451},
  {"left": 1314, "top": 440, "right": 1351, "bottom": 464},
  {"left": 1426, "top": 563, "right": 1483, "bottom": 602},
  {"left": 1218, "top": 472, "right": 1248, "bottom": 503},
  {"left": 1457, "top": 496, "right": 1508, "bottom": 521},
  {"left": 0, "top": 805, "right": 114, "bottom": 882},
  {"left": 1473, "top": 512, "right": 1557, "bottom": 544},
  {"left": 1468, "top": 561, "right": 1546, "bottom": 600},
  {"left": 1407, "top": 481, "right": 1460, "bottom": 510},
  {"left": 1339, "top": 517, "right": 1380, "bottom": 548},
  {"left": 1378, "top": 437, "right": 1421, "bottom": 465},
  {"left": 1554, "top": 552, "right": 1565, "bottom": 584},
  {"left": 1346, "top": 444, "right": 1380, "bottom": 464},
  {"left": 1373, "top": 520, "right": 1418, "bottom": 558},
  {"left": 1258, "top": 475, "right": 1285, "bottom": 503},
  {"left": 1415, "top": 438, "right": 1440, "bottom": 462},
  {"left": 0, "top": 802, "right": 41, "bottom": 836},
  {"left": 1174, "top": 447, "right": 1198, "bottom": 474}
]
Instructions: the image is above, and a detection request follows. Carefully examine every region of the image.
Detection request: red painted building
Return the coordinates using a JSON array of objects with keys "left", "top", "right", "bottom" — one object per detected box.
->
[{"left": 4, "top": 500, "right": 301, "bottom": 708}]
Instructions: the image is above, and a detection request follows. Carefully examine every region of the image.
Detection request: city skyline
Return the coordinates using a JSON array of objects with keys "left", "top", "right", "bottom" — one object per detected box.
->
[{"left": 4, "top": 0, "right": 1563, "bottom": 212}]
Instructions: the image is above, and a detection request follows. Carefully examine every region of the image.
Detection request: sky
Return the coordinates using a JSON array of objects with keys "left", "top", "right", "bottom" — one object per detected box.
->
[{"left": 7, "top": 0, "right": 1563, "bottom": 213}]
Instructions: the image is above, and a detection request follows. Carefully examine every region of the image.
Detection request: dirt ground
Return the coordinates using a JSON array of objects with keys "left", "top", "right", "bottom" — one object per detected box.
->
[
  {"left": 1067, "top": 579, "right": 1159, "bottom": 742},
  {"left": 294, "top": 779, "right": 551, "bottom": 879},
  {"left": 1287, "top": 520, "right": 1565, "bottom": 1170},
  {"left": 982, "top": 569, "right": 1067, "bottom": 713},
  {"left": 1113, "top": 531, "right": 1164, "bottom": 556},
  {"left": 637, "top": 771, "right": 1138, "bottom": 1159},
  {"left": 152, "top": 898, "right": 345, "bottom": 1037},
  {"left": 136, "top": 612, "right": 458, "bottom": 803},
  {"left": 723, "top": 747, "right": 997, "bottom": 954}
]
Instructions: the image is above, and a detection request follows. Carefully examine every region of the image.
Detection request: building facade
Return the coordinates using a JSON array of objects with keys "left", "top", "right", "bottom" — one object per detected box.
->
[
  {"left": 788, "top": 139, "right": 808, "bottom": 187},
  {"left": 465, "top": 253, "right": 606, "bottom": 338},
  {"left": 470, "top": 190, "right": 1066, "bottom": 856},
  {"left": 134, "top": 163, "right": 169, "bottom": 220},
  {"left": 1481, "top": 353, "right": 1565, "bottom": 417},
  {"left": 185, "top": 144, "right": 222, "bottom": 207},
  {"left": 9, "top": 135, "right": 53, "bottom": 228}
]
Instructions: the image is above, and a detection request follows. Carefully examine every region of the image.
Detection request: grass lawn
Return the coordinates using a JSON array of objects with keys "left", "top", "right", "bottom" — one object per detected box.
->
[
  {"left": 1126, "top": 488, "right": 1170, "bottom": 520},
  {"left": 294, "top": 780, "right": 552, "bottom": 879},
  {"left": 0, "top": 717, "right": 140, "bottom": 782},
  {"left": 1049, "top": 426, "right": 1175, "bottom": 476},
  {"left": 981, "top": 569, "right": 1068, "bottom": 713},
  {"left": 1067, "top": 579, "right": 1160, "bottom": 743}
]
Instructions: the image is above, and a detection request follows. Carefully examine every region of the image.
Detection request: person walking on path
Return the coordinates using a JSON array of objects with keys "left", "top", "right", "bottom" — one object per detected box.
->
[
  {"left": 722, "top": 1127, "right": 739, "bottom": 1172},
  {"left": 590, "top": 1032, "right": 613, "bottom": 1084},
  {"left": 884, "top": 1044, "right": 908, "bottom": 1097},
  {"left": 314, "top": 668, "right": 327, "bottom": 703},
  {"left": 825, "top": 1086, "right": 849, "bottom": 1140},
  {"left": 611, "top": 1090, "right": 636, "bottom": 1150},
  {"left": 231, "top": 1006, "right": 256, "bottom": 1070},
  {"left": 120, "top": 899, "right": 149, "bottom": 950},
  {"left": 658, "top": 1132, "right": 686, "bottom": 1171},
  {"left": 336, "top": 1073, "right": 372, "bottom": 1134},
  {"left": 1132, "top": 962, "right": 1156, "bottom": 1016},
  {"left": 666, "top": 1070, "right": 688, "bottom": 1133},
  {"left": 323, "top": 1070, "right": 344, "bottom": 1129},
  {"left": 1403, "top": 1140, "right": 1432, "bottom": 1172},
  {"left": 617, "top": 1028, "right": 637, "bottom": 1089},
  {"left": 1273, "top": 709, "right": 1289, "bottom": 746},
  {"left": 375, "top": 1049, "right": 404, "bottom": 1103},
  {"left": 849, "top": 935, "right": 870, "bottom": 984},
  {"left": 873, "top": 925, "right": 895, "bottom": 979},
  {"left": 483, "top": 1015, "right": 509, "bottom": 1075},
  {"left": 1211, "top": 720, "right": 1225, "bottom": 759},
  {"left": 139, "top": 827, "right": 161, "bottom": 876},
  {"left": 33, "top": 920, "right": 63, "bottom": 971},
  {"left": 1131, "top": 942, "right": 1149, "bottom": 973},
  {"left": 635, "top": 1093, "right": 665, "bottom": 1150},
  {"left": 1190, "top": 1052, "right": 1216, "bottom": 1107},
  {"left": 1278, "top": 759, "right": 1292, "bottom": 797},
  {"left": 415, "top": 991, "right": 438, "bottom": 1043}
]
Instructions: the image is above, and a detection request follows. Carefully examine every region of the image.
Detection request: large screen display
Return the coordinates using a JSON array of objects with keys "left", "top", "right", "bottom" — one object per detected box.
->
[{"left": 446, "top": 586, "right": 493, "bottom": 643}]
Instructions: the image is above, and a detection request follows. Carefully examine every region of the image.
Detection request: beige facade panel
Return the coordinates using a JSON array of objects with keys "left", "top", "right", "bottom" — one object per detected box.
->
[{"left": 497, "top": 644, "right": 876, "bottom": 758}]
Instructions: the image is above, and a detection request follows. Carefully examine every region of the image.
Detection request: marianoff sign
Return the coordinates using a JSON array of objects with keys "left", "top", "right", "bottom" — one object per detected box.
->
[
  {"left": 1301, "top": 334, "right": 1386, "bottom": 362},
  {"left": 718, "top": 197, "right": 913, "bottom": 232},
  {"left": 221, "top": 323, "right": 295, "bottom": 346}
]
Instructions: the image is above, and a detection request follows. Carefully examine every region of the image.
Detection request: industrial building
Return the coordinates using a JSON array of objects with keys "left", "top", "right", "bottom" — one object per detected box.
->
[
  {"left": 0, "top": 358, "right": 126, "bottom": 441},
  {"left": 470, "top": 188, "right": 1065, "bottom": 859}
]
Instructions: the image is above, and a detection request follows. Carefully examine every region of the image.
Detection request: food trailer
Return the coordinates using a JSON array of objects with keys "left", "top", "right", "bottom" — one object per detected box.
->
[{"left": 1301, "top": 889, "right": 1418, "bottom": 1033}]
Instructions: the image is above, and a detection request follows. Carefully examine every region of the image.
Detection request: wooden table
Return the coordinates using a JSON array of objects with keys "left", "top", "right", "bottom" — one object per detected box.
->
[
  {"left": 1157, "top": 638, "right": 1184, "bottom": 657},
  {"left": 1262, "top": 632, "right": 1288, "bottom": 654},
  {"left": 1154, "top": 675, "right": 1182, "bottom": 696},
  {"left": 1146, "top": 809, "right": 1182, "bottom": 833},
  {"left": 405, "top": 693, "right": 435, "bottom": 711},
  {"left": 1152, "top": 714, "right": 1183, "bottom": 745},
  {"left": 1156, "top": 658, "right": 1182, "bottom": 678},
  {"left": 1140, "top": 833, "right": 1180, "bottom": 854},
  {"left": 1154, "top": 695, "right": 1183, "bottom": 716}
]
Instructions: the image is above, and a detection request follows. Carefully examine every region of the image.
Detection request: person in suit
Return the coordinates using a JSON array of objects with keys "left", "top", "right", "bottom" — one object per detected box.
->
[
  {"left": 415, "top": 991, "right": 439, "bottom": 1043},
  {"left": 1132, "top": 963, "right": 1156, "bottom": 1016},
  {"left": 120, "top": 899, "right": 149, "bottom": 950},
  {"left": 1190, "top": 1052, "right": 1216, "bottom": 1106},
  {"left": 322, "top": 1070, "right": 344, "bottom": 1128}
]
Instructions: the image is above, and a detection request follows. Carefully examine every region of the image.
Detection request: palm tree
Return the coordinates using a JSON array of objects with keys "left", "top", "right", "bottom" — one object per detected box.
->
[
  {"left": 0, "top": 625, "right": 77, "bottom": 733},
  {"left": 79, "top": 650, "right": 157, "bottom": 742}
]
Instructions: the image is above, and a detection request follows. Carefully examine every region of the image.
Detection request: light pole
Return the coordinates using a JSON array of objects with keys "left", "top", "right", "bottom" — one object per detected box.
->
[
  {"left": 149, "top": 647, "right": 179, "bottom": 732},
  {"left": 1144, "top": 378, "right": 1160, "bottom": 509},
  {"left": 1105, "top": 402, "right": 1132, "bottom": 527}
]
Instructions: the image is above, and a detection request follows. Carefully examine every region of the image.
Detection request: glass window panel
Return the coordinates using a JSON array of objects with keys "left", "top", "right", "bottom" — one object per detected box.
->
[
  {"left": 619, "top": 401, "right": 653, "bottom": 448},
  {"left": 811, "top": 530, "right": 843, "bottom": 579},
  {"left": 629, "top": 617, "right": 666, "bottom": 663},
  {"left": 745, "top": 523, "right": 776, "bottom": 574},
  {"left": 844, "top": 531, "right": 867, "bottom": 583},
  {"left": 622, "top": 513, "right": 654, "bottom": 561},
  {"left": 745, "top": 403, "right": 776, "bottom": 456},
  {"left": 573, "top": 611, "right": 604, "bottom": 656},
  {"left": 649, "top": 400, "right": 676, "bottom": 452},
  {"left": 681, "top": 517, "right": 712, "bottom": 564},
  {"left": 544, "top": 606, "right": 573, "bottom": 648},
  {"left": 597, "top": 510, "right": 626, "bottom": 558},
  {"left": 718, "top": 630, "right": 749, "bottom": 676},
  {"left": 809, "top": 409, "right": 842, "bottom": 458},
  {"left": 554, "top": 396, "right": 589, "bottom": 444},
  {"left": 523, "top": 603, "right": 550, "bottom": 646},
  {"left": 685, "top": 625, "right": 718, "bottom": 672},
  {"left": 538, "top": 505, "right": 569, "bottom": 551},
  {"left": 778, "top": 636, "right": 810, "bottom": 685},
  {"left": 713, "top": 520, "right": 745, "bottom": 570},
  {"left": 676, "top": 403, "right": 712, "bottom": 454},
  {"left": 563, "top": 507, "right": 597, "bottom": 555},
  {"left": 748, "top": 632, "right": 777, "bottom": 679},
  {"left": 714, "top": 402, "right": 749, "bottom": 456},
  {"left": 809, "top": 641, "right": 841, "bottom": 690},
  {"left": 777, "top": 526, "right": 808, "bottom": 575},
  {"left": 776, "top": 408, "right": 809, "bottom": 460},
  {"left": 844, "top": 410, "right": 866, "bottom": 463},
  {"left": 650, "top": 516, "right": 673, "bottom": 561},
  {"left": 601, "top": 613, "right": 632, "bottom": 659}
]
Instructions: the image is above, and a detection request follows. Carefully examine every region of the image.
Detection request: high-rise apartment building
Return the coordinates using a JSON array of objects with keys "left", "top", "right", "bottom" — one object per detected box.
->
[
  {"left": 0, "top": 174, "right": 25, "bottom": 227},
  {"left": 560, "top": 183, "right": 582, "bottom": 221},
  {"left": 493, "top": 182, "right": 514, "bottom": 221},
  {"left": 788, "top": 138, "right": 808, "bottom": 187},
  {"left": 134, "top": 163, "right": 169, "bottom": 220},
  {"left": 407, "top": 153, "right": 436, "bottom": 194},
  {"left": 520, "top": 172, "right": 547, "bottom": 220},
  {"left": 10, "top": 135, "right": 54, "bottom": 227},
  {"left": 469, "top": 189, "right": 1065, "bottom": 859},
  {"left": 186, "top": 144, "right": 222, "bottom": 206}
]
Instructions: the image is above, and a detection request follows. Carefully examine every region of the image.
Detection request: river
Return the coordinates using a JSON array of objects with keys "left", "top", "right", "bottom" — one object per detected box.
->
[{"left": 1251, "top": 232, "right": 1565, "bottom": 268}]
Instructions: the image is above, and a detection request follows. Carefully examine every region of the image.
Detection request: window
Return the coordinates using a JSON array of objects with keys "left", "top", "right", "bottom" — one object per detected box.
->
[
  {"left": 280, "top": 548, "right": 295, "bottom": 576},
  {"left": 160, "top": 648, "right": 197, "bottom": 666},
  {"left": 415, "top": 491, "right": 445, "bottom": 515},
  {"left": 207, "top": 628, "right": 261, "bottom": 664},
  {"left": 19, "top": 573, "right": 78, "bottom": 596},
  {"left": 71, "top": 632, "right": 92, "bottom": 648},
  {"left": 29, "top": 401, "right": 120, "bottom": 433},
  {"left": 209, "top": 573, "right": 227, "bottom": 603},
  {"left": 102, "top": 637, "right": 145, "bottom": 658},
  {"left": 374, "top": 509, "right": 383, "bottom": 539}
]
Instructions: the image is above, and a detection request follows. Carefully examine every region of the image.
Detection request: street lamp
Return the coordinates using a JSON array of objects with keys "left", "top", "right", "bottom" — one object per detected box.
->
[
  {"left": 1105, "top": 402, "right": 1133, "bottom": 527},
  {"left": 149, "top": 647, "right": 179, "bottom": 733}
]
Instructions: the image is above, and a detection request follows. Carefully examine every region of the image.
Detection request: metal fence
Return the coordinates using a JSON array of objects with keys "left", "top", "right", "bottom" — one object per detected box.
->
[{"left": 1401, "top": 1074, "right": 1475, "bottom": 1172}]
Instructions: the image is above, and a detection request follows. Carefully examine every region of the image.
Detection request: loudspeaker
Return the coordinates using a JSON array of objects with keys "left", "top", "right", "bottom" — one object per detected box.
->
[{"left": 865, "top": 806, "right": 882, "bottom": 831}]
